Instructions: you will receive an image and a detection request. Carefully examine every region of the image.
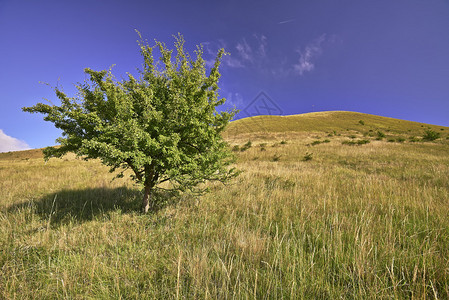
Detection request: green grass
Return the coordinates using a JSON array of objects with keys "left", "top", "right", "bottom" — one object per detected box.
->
[
  {"left": 224, "top": 111, "right": 448, "bottom": 137},
  {"left": 1, "top": 111, "right": 449, "bottom": 298}
]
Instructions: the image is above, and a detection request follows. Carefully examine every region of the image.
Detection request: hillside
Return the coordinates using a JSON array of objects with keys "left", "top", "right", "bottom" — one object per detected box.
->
[
  {"left": 1, "top": 111, "right": 449, "bottom": 298},
  {"left": 224, "top": 111, "right": 448, "bottom": 137}
]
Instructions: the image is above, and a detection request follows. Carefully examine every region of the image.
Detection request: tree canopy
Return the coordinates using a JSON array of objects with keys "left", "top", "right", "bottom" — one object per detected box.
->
[{"left": 23, "top": 32, "right": 239, "bottom": 212}]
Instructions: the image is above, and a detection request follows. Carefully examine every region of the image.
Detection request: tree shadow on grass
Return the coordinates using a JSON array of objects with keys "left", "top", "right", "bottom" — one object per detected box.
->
[{"left": 5, "top": 187, "right": 178, "bottom": 228}]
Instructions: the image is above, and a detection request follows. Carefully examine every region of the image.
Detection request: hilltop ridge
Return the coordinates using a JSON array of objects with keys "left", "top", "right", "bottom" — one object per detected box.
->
[{"left": 225, "top": 111, "right": 448, "bottom": 137}]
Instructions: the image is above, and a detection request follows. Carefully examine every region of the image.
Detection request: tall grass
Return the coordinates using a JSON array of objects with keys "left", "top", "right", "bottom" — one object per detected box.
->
[{"left": 1, "top": 132, "right": 449, "bottom": 298}]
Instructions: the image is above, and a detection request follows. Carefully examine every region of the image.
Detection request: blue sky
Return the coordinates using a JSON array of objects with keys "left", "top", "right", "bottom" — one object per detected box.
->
[{"left": 1, "top": 0, "right": 448, "bottom": 151}]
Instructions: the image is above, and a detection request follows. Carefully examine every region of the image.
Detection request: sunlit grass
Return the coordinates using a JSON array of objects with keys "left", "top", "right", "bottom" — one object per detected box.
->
[{"left": 1, "top": 113, "right": 449, "bottom": 298}]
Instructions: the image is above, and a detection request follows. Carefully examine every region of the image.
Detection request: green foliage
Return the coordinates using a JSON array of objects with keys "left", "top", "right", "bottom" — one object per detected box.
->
[
  {"left": 358, "top": 120, "right": 365, "bottom": 125},
  {"left": 271, "top": 154, "right": 281, "bottom": 162},
  {"left": 280, "top": 140, "right": 287, "bottom": 145},
  {"left": 409, "top": 136, "right": 419, "bottom": 142},
  {"left": 311, "top": 139, "right": 330, "bottom": 146},
  {"left": 342, "top": 139, "right": 370, "bottom": 146},
  {"left": 302, "top": 152, "right": 313, "bottom": 161},
  {"left": 422, "top": 129, "right": 441, "bottom": 141},
  {"left": 240, "top": 140, "right": 252, "bottom": 152},
  {"left": 376, "top": 131, "right": 386, "bottom": 140},
  {"left": 23, "top": 32, "right": 238, "bottom": 212}
]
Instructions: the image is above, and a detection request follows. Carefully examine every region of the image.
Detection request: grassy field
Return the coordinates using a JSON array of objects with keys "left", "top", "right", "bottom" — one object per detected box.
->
[{"left": 1, "top": 111, "right": 449, "bottom": 299}]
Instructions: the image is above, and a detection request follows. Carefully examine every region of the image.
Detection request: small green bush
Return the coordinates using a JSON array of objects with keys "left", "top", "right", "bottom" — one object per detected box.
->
[
  {"left": 302, "top": 152, "right": 313, "bottom": 161},
  {"left": 409, "top": 136, "right": 419, "bottom": 142},
  {"left": 240, "top": 140, "right": 253, "bottom": 151},
  {"left": 357, "top": 139, "right": 370, "bottom": 145},
  {"left": 311, "top": 140, "right": 322, "bottom": 146},
  {"left": 422, "top": 130, "right": 440, "bottom": 141},
  {"left": 376, "top": 131, "right": 385, "bottom": 140},
  {"left": 232, "top": 145, "right": 240, "bottom": 152},
  {"left": 342, "top": 139, "right": 370, "bottom": 146},
  {"left": 359, "top": 120, "right": 365, "bottom": 125},
  {"left": 280, "top": 140, "right": 287, "bottom": 145},
  {"left": 387, "top": 138, "right": 395, "bottom": 143},
  {"left": 272, "top": 154, "right": 281, "bottom": 162},
  {"left": 396, "top": 137, "right": 405, "bottom": 143}
]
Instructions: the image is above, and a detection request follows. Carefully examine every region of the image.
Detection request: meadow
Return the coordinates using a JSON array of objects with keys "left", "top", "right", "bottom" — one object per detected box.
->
[{"left": 1, "top": 111, "right": 449, "bottom": 299}]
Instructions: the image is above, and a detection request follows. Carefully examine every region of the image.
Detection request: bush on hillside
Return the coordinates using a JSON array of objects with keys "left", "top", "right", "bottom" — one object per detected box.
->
[{"left": 422, "top": 130, "right": 440, "bottom": 141}]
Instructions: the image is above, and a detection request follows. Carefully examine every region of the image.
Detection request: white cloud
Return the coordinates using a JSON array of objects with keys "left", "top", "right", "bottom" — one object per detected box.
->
[
  {"left": 236, "top": 38, "right": 253, "bottom": 62},
  {"left": 203, "top": 35, "right": 269, "bottom": 69},
  {"left": 226, "top": 92, "right": 244, "bottom": 109},
  {"left": 254, "top": 34, "right": 267, "bottom": 57},
  {"left": 223, "top": 55, "right": 245, "bottom": 68},
  {"left": 294, "top": 34, "right": 326, "bottom": 75},
  {"left": 278, "top": 19, "right": 296, "bottom": 25},
  {"left": 0, "top": 129, "right": 31, "bottom": 153}
]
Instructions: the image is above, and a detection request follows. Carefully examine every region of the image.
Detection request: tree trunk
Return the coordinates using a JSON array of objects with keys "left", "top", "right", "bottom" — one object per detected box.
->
[{"left": 142, "top": 185, "right": 152, "bottom": 213}]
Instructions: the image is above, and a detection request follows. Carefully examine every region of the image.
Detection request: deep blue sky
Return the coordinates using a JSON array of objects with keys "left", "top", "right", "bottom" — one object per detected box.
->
[{"left": 1, "top": 0, "right": 448, "bottom": 151}]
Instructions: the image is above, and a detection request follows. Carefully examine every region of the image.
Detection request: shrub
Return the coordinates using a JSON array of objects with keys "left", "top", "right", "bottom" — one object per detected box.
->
[
  {"left": 359, "top": 120, "right": 365, "bottom": 125},
  {"left": 311, "top": 140, "right": 322, "bottom": 146},
  {"left": 232, "top": 145, "right": 240, "bottom": 152},
  {"left": 387, "top": 138, "right": 396, "bottom": 143},
  {"left": 422, "top": 130, "right": 440, "bottom": 141},
  {"left": 409, "top": 136, "right": 419, "bottom": 142},
  {"left": 272, "top": 154, "right": 281, "bottom": 162},
  {"left": 342, "top": 139, "right": 370, "bottom": 146},
  {"left": 396, "top": 137, "right": 405, "bottom": 143},
  {"left": 280, "top": 140, "right": 287, "bottom": 145},
  {"left": 357, "top": 139, "right": 370, "bottom": 145},
  {"left": 240, "top": 140, "right": 252, "bottom": 151},
  {"left": 302, "top": 152, "right": 313, "bottom": 161},
  {"left": 376, "top": 131, "right": 385, "bottom": 140}
]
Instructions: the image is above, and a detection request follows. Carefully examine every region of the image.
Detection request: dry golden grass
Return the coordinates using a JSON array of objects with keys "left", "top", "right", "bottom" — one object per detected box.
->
[{"left": 1, "top": 112, "right": 449, "bottom": 298}]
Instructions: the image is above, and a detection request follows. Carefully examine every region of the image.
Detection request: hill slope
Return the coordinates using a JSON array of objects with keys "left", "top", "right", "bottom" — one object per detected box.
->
[
  {"left": 1, "top": 111, "right": 449, "bottom": 298},
  {"left": 225, "top": 111, "right": 448, "bottom": 137}
]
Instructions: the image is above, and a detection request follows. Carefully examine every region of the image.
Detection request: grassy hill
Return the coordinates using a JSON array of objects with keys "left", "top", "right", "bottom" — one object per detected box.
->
[
  {"left": 225, "top": 110, "right": 448, "bottom": 136},
  {"left": 1, "top": 111, "right": 449, "bottom": 298}
]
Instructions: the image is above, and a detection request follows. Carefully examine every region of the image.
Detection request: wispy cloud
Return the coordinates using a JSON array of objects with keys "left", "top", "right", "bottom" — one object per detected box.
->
[
  {"left": 293, "top": 34, "right": 326, "bottom": 76},
  {"left": 236, "top": 38, "right": 253, "bottom": 62},
  {"left": 0, "top": 129, "right": 30, "bottom": 153},
  {"left": 278, "top": 18, "right": 295, "bottom": 25},
  {"left": 254, "top": 34, "right": 267, "bottom": 57},
  {"left": 225, "top": 92, "right": 244, "bottom": 109},
  {"left": 202, "top": 40, "right": 245, "bottom": 68}
]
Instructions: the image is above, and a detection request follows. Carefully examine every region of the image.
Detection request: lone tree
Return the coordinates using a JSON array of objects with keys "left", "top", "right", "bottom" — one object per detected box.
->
[{"left": 23, "top": 32, "right": 239, "bottom": 213}]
